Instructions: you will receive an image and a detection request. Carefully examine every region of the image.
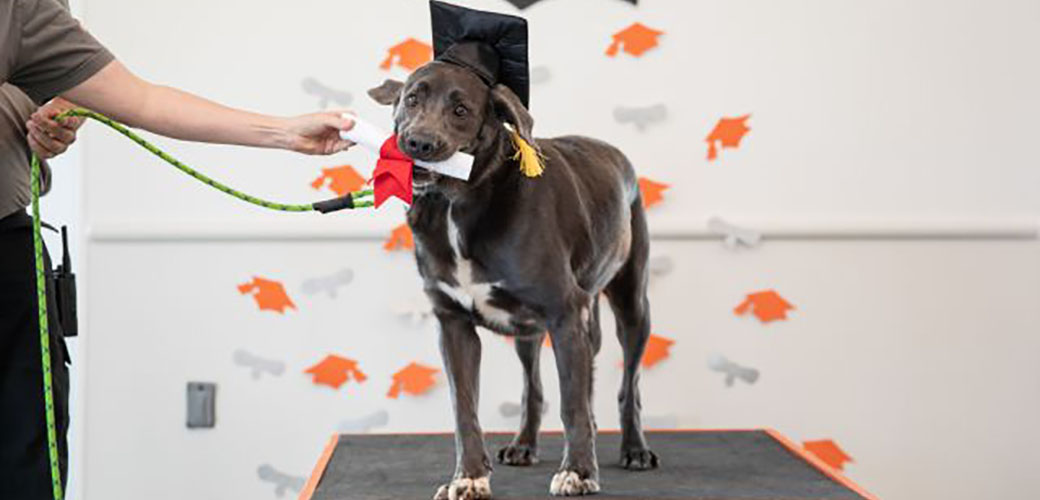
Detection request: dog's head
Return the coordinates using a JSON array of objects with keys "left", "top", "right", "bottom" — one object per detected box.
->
[{"left": 368, "top": 61, "right": 537, "bottom": 192}]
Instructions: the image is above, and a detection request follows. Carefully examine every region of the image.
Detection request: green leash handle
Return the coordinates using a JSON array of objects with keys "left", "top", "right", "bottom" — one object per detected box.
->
[{"left": 31, "top": 109, "right": 375, "bottom": 499}]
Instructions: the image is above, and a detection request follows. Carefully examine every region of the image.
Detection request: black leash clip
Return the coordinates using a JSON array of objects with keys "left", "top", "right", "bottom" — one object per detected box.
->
[{"left": 312, "top": 193, "right": 357, "bottom": 213}]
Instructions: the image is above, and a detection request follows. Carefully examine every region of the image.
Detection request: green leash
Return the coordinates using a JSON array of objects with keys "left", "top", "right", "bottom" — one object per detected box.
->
[
  {"left": 30, "top": 109, "right": 374, "bottom": 499},
  {"left": 30, "top": 150, "right": 63, "bottom": 500}
]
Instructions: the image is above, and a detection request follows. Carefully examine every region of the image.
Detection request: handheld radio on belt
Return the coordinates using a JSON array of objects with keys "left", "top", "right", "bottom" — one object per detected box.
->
[
  {"left": 53, "top": 226, "right": 77, "bottom": 337},
  {"left": 39, "top": 222, "right": 77, "bottom": 337}
]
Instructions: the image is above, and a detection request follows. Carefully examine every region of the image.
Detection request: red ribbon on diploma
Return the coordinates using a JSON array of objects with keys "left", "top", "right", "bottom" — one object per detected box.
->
[{"left": 372, "top": 134, "right": 413, "bottom": 208}]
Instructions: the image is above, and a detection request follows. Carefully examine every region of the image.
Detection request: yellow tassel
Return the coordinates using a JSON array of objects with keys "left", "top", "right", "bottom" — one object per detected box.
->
[{"left": 510, "top": 128, "right": 545, "bottom": 178}]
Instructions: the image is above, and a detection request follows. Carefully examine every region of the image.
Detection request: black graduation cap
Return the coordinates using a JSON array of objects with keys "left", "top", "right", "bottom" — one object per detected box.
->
[{"left": 430, "top": 1, "right": 530, "bottom": 108}]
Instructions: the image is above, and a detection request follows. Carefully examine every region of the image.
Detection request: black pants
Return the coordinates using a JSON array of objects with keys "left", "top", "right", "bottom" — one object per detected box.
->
[{"left": 0, "top": 210, "right": 69, "bottom": 500}]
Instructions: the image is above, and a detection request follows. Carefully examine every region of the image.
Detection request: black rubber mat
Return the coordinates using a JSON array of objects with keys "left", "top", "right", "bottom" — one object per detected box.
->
[{"left": 309, "top": 430, "right": 868, "bottom": 500}]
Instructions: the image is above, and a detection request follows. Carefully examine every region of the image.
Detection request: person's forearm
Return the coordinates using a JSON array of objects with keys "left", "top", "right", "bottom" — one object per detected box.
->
[
  {"left": 63, "top": 60, "right": 290, "bottom": 149},
  {"left": 133, "top": 84, "right": 292, "bottom": 149},
  {"left": 59, "top": 59, "right": 353, "bottom": 155}
]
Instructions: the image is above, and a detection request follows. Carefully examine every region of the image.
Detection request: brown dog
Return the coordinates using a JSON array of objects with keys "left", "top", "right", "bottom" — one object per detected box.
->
[{"left": 369, "top": 60, "right": 658, "bottom": 498}]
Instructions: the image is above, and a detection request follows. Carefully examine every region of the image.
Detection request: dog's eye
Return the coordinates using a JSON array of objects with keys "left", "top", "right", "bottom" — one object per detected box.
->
[
  {"left": 454, "top": 105, "right": 468, "bottom": 117},
  {"left": 405, "top": 94, "right": 419, "bottom": 107}
]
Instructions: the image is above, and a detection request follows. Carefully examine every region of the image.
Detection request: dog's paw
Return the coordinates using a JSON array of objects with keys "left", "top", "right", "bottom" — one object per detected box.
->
[
  {"left": 549, "top": 470, "right": 600, "bottom": 496},
  {"left": 433, "top": 476, "right": 492, "bottom": 500},
  {"left": 620, "top": 448, "right": 660, "bottom": 470},
  {"left": 497, "top": 442, "right": 539, "bottom": 466}
]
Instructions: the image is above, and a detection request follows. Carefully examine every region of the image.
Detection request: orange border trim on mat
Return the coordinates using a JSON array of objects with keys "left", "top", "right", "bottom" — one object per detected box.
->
[
  {"left": 765, "top": 428, "right": 879, "bottom": 500},
  {"left": 299, "top": 434, "right": 340, "bottom": 500}
]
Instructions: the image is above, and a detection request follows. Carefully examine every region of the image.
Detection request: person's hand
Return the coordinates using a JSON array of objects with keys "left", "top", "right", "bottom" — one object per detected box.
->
[
  {"left": 283, "top": 111, "right": 355, "bottom": 155},
  {"left": 27, "top": 97, "right": 84, "bottom": 159}
]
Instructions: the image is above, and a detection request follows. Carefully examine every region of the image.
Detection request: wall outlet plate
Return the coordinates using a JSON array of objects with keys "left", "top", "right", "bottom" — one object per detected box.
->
[{"left": 186, "top": 382, "right": 216, "bottom": 429}]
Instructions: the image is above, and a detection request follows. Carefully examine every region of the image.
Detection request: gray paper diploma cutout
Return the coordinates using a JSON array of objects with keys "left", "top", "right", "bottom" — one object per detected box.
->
[
  {"left": 707, "top": 355, "right": 760, "bottom": 387},
  {"left": 257, "top": 464, "right": 305, "bottom": 498},
  {"left": 499, "top": 401, "right": 549, "bottom": 418},
  {"left": 301, "top": 77, "right": 353, "bottom": 110},
  {"left": 613, "top": 104, "right": 667, "bottom": 131},
  {"left": 642, "top": 414, "right": 680, "bottom": 429},
  {"left": 394, "top": 295, "right": 433, "bottom": 326},
  {"left": 338, "top": 409, "right": 390, "bottom": 434},
  {"left": 648, "top": 255, "right": 673, "bottom": 278},
  {"left": 530, "top": 66, "right": 551, "bottom": 85},
  {"left": 301, "top": 268, "right": 354, "bottom": 298},
  {"left": 232, "top": 349, "right": 285, "bottom": 380},
  {"left": 506, "top": 0, "right": 637, "bottom": 9},
  {"left": 707, "top": 217, "right": 762, "bottom": 249}
]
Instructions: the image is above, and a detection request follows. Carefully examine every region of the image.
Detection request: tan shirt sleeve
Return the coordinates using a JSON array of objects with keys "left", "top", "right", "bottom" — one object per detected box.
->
[{"left": 7, "top": 0, "right": 115, "bottom": 104}]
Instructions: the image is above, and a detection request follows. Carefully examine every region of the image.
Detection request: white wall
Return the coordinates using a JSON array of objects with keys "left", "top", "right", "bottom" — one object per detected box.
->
[{"left": 74, "top": 1, "right": 1040, "bottom": 499}]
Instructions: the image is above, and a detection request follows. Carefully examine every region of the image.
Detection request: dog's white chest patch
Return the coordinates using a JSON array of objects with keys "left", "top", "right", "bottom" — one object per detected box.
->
[{"left": 436, "top": 211, "right": 515, "bottom": 328}]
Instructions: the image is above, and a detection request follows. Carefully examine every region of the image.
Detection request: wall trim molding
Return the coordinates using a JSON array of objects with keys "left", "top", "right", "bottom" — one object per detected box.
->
[{"left": 87, "top": 217, "right": 1040, "bottom": 243}]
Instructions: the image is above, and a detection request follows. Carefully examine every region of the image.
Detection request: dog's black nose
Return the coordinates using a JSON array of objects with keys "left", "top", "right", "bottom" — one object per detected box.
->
[{"left": 404, "top": 133, "right": 440, "bottom": 159}]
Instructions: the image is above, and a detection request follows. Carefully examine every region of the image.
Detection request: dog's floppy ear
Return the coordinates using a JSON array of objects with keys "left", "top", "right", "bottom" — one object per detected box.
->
[
  {"left": 491, "top": 83, "right": 544, "bottom": 176},
  {"left": 368, "top": 79, "right": 404, "bottom": 106},
  {"left": 490, "top": 84, "right": 535, "bottom": 147}
]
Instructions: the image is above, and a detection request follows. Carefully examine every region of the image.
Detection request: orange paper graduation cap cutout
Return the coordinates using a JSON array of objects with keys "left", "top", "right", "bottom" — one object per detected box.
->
[
  {"left": 383, "top": 224, "right": 415, "bottom": 251},
  {"left": 803, "top": 439, "right": 853, "bottom": 471},
  {"left": 706, "top": 115, "right": 751, "bottom": 161},
  {"left": 606, "top": 23, "right": 664, "bottom": 58},
  {"left": 641, "top": 334, "right": 674, "bottom": 368},
  {"left": 310, "top": 165, "right": 366, "bottom": 196},
  {"left": 380, "top": 38, "right": 433, "bottom": 71},
  {"left": 638, "top": 177, "right": 669, "bottom": 209},
  {"left": 734, "top": 289, "right": 794, "bottom": 323},
  {"left": 387, "top": 362, "right": 439, "bottom": 398},
  {"left": 304, "top": 355, "right": 368, "bottom": 389},
  {"left": 237, "top": 277, "right": 296, "bottom": 314}
]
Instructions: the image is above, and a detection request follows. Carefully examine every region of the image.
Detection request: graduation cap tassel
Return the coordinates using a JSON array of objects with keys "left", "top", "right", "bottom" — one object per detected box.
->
[
  {"left": 511, "top": 129, "right": 544, "bottom": 178},
  {"left": 606, "top": 39, "right": 621, "bottom": 56}
]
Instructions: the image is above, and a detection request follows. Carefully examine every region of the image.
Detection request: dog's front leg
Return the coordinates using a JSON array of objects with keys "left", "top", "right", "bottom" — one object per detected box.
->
[
  {"left": 433, "top": 309, "right": 492, "bottom": 500},
  {"left": 548, "top": 312, "right": 601, "bottom": 496}
]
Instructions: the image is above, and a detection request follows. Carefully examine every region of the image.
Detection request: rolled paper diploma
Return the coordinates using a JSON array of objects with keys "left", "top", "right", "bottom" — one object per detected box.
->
[{"left": 340, "top": 114, "right": 473, "bottom": 181}]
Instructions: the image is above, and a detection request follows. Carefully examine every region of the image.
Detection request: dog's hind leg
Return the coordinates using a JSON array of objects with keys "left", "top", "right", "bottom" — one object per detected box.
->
[
  {"left": 604, "top": 202, "right": 660, "bottom": 471},
  {"left": 432, "top": 309, "right": 493, "bottom": 500},
  {"left": 497, "top": 335, "right": 545, "bottom": 466},
  {"left": 586, "top": 297, "right": 602, "bottom": 431}
]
